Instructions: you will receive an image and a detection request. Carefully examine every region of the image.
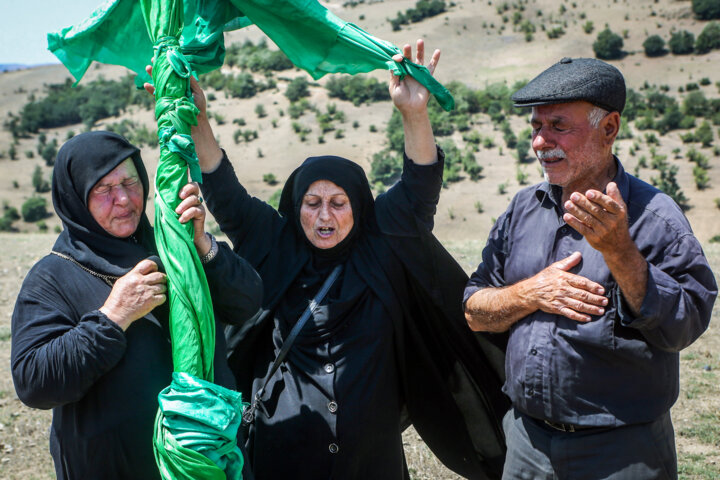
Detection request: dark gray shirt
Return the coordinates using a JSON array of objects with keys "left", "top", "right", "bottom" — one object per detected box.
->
[{"left": 464, "top": 159, "right": 716, "bottom": 427}]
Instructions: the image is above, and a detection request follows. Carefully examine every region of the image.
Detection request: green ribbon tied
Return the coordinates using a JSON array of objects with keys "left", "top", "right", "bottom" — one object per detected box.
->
[{"left": 159, "top": 129, "right": 203, "bottom": 183}]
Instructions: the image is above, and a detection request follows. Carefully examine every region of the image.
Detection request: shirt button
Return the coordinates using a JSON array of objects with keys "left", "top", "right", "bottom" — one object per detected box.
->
[
  {"left": 328, "top": 401, "right": 338, "bottom": 413},
  {"left": 528, "top": 387, "right": 534, "bottom": 395},
  {"left": 561, "top": 226, "right": 568, "bottom": 234},
  {"left": 323, "top": 363, "right": 335, "bottom": 374},
  {"left": 530, "top": 348, "right": 538, "bottom": 356},
  {"left": 328, "top": 443, "right": 339, "bottom": 454}
]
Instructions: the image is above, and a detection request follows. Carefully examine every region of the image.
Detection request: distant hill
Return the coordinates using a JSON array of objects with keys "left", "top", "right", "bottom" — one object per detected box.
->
[
  {"left": 0, "top": 64, "right": 30, "bottom": 73},
  {"left": 0, "top": 0, "right": 719, "bottom": 246}
]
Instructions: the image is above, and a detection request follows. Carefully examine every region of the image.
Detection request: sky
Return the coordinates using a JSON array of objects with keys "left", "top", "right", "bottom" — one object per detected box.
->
[{"left": 1, "top": 0, "right": 109, "bottom": 65}]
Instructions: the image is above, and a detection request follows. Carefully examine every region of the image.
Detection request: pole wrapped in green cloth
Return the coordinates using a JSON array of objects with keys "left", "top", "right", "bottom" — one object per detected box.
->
[
  {"left": 138, "top": 0, "right": 245, "bottom": 477},
  {"left": 47, "top": 0, "right": 454, "bottom": 110},
  {"left": 154, "top": 372, "right": 244, "bottom": 480}
]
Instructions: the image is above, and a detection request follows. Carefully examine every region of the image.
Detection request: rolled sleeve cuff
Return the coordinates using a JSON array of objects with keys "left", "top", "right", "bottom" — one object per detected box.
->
[{"left": 616, "top": 263, "right": 672, "bottom": 329}]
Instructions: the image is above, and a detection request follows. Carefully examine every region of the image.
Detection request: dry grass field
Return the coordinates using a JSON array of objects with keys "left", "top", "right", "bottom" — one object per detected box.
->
[{"left": 1, "top": 0, "right": 719, "bottom": 478}]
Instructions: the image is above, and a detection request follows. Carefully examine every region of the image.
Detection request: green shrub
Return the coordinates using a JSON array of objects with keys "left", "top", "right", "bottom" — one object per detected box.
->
[
  {"left": 267, "top": 189, "right": 282, "bottom": 210},
  {"left": 285, "top": 77, "right": 310, "bottom": 102},
  {"left": 643, "top": 35, "right": 666, "bottom": 57},
  {"left": 3, "top": 206, "right": 20, "bottom": 221},
  {"left": 669, "top": 30, "right": 695, "bottom": 55},
  {"left": 693, "top": 165, "right": 710, "bottom": 189},
  {"left": 15, "top": 76, "right": 152, "bottom": 134},
  {"left": 651, "top": 166, "right": 688, "bottom": 209},
  {"left": 21, "top": 197, "right": 48, "bottom": 222},
  {"left": 370, "top": 149, "right": 402, "bottom": 185},
  {"left": 255, "top": 104, "right": 267, "bottom": 118},
  {"left": 692, "top": 0, "right": 720, "bottom": 20},
  {"left": 582, "top": 21, "right": 594, "bottom": 34},
  {"left": 696, "top": 22, "right": 720, "bottom": 54},
  {"left": 474, "top": 201, "right": 484, "bottom": 214},
  {"left": 693, "top": 121, "right": 714, "bottom": 147},
  {"left": 262, "top": 173, "right": 278, "bottom": 185},
  {"left": 593, "top": 28, "right": 624, "bottom": 59},
  {"left": 325, "top": 75, "right": 390, "bottom": 106},
  {"left": 546, "top": 27, "right": 565, "bottom": 39},
  {"left": 683, "top": 91, "right": 710, "bottom": 117},
  {"left": 516, "top": 167, "right": 529, "bottom": 185},
  {"left": 389, "top": 0, "right": 447, "bottom": 30},
  {"left": 32, "top": 165, "right": 50, "bottom": 193},
  {"left": 226, "top": 73, "right": 258, "bottom": 98}
]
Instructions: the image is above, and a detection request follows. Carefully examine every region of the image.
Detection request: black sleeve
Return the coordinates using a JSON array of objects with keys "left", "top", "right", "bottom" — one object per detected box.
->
[
  {"left": 375, "top": 147, "right": 444, "bottom": 237},
  {"left": 201, "top": 152, "right": 285, "bottom": 264},
  {"left": 204, "top": 241, "right": 263, "bottom": 326},
  {"left": 11, "top": 274, "right": 126, "bottom": 409}
]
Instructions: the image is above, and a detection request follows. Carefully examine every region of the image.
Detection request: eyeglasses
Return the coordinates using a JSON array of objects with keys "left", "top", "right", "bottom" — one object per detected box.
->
[{"left": 92, "top": 178, "right": 141, "bottom": 196}]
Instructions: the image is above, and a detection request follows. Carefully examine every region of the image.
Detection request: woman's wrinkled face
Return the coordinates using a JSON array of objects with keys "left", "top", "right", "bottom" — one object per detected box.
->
[
  {"left": 300, "top": 180, "right": 354, "bottom": 249},
  {"left": 87, "top": 158, "right": 144, "bottom": 238}
]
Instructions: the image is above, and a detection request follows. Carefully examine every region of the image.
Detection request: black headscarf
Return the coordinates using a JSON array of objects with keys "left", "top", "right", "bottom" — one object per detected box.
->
[
  {"left": 51, "top": 131, "right": 155, "bottom": 277},
  {"left": 278, "top": 155, "right": 374, "bottom": 267}
]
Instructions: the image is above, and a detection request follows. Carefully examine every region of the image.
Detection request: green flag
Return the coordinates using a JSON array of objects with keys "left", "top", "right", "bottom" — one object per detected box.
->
[
  {"left": 140, "top": 0, "right": 244, "bottom": 477},
  {"left": 48, "top": 0, "right": 454, "bottom": 110}
]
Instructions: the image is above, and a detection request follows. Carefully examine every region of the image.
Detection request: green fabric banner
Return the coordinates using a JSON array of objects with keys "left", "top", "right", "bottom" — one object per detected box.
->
[{"left": 48, "top": 0, "right": 454, "bottom": 110}]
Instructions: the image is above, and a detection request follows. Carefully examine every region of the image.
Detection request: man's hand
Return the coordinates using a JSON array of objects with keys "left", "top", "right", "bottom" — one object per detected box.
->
[
  {"left": 564, "top": 182, "right": 648, "bottom": 315},
  {"left": 99, "top": 260, "right": 167, "bottom": 331},
  {"left": 563, "top": 182, "right": 632, "bottom": 255},
  {"left": 466, "top": 252, "right": 607, "bottom": 332},
  {"left": 525, "top": 252, "right": 608, "bottom": 323}
]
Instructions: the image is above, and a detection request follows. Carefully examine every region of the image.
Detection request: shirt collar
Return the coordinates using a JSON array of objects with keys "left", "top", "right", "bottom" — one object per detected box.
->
[{"left": 534, "top": 156, "right": 629, "bottom": 208}]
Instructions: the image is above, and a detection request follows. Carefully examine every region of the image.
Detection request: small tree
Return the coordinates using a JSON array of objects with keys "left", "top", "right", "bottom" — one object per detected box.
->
[
  {"left": 32, "top": 165, "right": 50, "bottom": 193},
  {"left": 695, "top": 22, "right": 720, "bottom": 54},
  {"left": 643, "top": 35, "right": 666, "bottom": 57},
  {"left": 668, "top": 30, "right": 695, "bottom": 55},
  {"left": 285, "top": 77, "right": 310, "bottom": 102},
  {"left": 262, "top": 173, "right": 278, "bottom": 185},
  {"left": 593, "top": 28, "right": 624, "bottom": 59},
  {"left": 21, "top": 197, "right": 48, "bottom": 222},
  {"left": 692, "top": 0, "right": 720, "bottom": 20}
]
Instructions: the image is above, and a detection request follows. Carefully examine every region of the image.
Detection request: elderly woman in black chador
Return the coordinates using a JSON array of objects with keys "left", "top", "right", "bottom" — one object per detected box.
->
[
  {"left": 11, "top": 131, "right": 262, "bottom": 480},
  {"left": 183, "top": 41, "right": 509, "bottom": 479}
]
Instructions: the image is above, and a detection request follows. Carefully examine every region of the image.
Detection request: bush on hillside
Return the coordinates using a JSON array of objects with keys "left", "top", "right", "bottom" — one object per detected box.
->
[
  {"left": 370, "top": 149, "right": 402, "bottom": 185},
  {"left": 21, "top": 197, "right": 48, "bottom": 222},
  {"left": 695, "top": 22, "right": 720, "bottom": 54},
  {"left": 643, "top": 35, "right": 666, "bottom": 57},
  {"left": 669, "top": 30, "right": 695, "bottom": 55},
  {"left": 285, "top": 77, "right": 310, "bottom": 102},
  {"left": 593, "top": 28, "right": 624, "bottom": 59},
  {"left": 692, "top": 0, "right": 720, "bottom": 20},
  {"left": 325, "top": 75, "right": 390, "bottom": 105},
  {"left": 32, "top": 166, "right": 50, "bottom": 193}
]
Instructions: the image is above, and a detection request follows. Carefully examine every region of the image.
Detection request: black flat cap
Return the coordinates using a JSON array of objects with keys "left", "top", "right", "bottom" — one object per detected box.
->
[{"left": 512, "top": 57, "right": 626, "bottom": 113}]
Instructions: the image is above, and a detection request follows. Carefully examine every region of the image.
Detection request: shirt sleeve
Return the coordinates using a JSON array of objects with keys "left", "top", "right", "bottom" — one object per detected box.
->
[
  {"left": 463, "top": 202, "right": 515, "bottom": 306},
  {"left": 203, "top": 241, "right": 263, "bottom": 326},
  {"left": 200, "top": 151, "right": 285, "bottom": 259},
  {"left": 11, "top": 276, "right": 127, "bottom": 409},
  {"left": 374, "top": 147, "right": 444, "bottom": 236},
  {"left": 616, "top": 233, "right": 717, "bottom": 352}
]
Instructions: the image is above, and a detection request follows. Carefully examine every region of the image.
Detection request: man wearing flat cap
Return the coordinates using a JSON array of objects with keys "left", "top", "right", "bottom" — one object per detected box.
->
[{"left": 464, "top": 57, "right": 717, "bottom": 479}]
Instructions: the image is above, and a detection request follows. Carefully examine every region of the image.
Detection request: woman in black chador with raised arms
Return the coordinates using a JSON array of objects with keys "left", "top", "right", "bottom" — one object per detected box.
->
[{"left": 180, "top": 41, "right": 509, "bottom": 479}]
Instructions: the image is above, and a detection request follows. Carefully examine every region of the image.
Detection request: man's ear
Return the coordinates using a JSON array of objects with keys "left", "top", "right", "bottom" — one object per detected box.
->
[{"left": 602, "top": 111, "right": 621, "bottom": 146}]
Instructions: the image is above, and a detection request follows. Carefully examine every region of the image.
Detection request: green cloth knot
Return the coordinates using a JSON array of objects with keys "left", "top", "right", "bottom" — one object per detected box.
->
[
  {"left": 159, "top": 128, "right": 202, "bottom": 183},
  {"left": 156, "top": 96, "right": 200, "bottom": 132}
]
